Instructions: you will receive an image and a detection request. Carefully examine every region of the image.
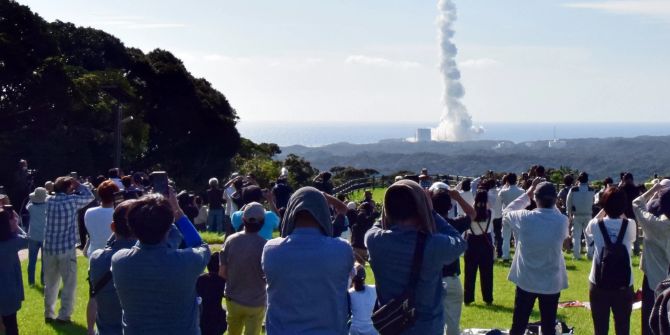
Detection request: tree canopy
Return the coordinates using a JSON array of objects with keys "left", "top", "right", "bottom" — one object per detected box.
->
[{"left": 0, "top": 1, "right": 240, "bottom": 193}]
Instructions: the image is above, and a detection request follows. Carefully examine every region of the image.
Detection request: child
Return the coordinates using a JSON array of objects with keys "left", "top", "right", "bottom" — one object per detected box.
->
[
  {"left": 348, "top": 263, "right": 376, "bottom": 335},
  {"left": 196, "top": 251, "right": 227, "bottom": 335}
]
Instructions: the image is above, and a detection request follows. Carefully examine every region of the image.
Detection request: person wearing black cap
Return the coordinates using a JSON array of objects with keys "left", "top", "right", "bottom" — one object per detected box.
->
[{"left": 503, "top": 178, "right": 569, "bottom": 335}]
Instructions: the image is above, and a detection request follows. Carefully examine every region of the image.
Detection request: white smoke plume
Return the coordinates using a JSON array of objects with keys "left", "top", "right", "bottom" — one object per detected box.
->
[{"left": 433, "top": 0, "right": 483, "bottom": 141}]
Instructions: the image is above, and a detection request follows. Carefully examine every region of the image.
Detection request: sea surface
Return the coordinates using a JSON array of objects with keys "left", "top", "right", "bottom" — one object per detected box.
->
[{"left": 237, "top": 121, "right": 670, "bottom": 147}]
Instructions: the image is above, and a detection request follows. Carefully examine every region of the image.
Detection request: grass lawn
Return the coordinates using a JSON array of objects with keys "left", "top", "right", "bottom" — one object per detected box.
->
[{"left": 10, "top": 250, "right": 645, "bottom": 334}]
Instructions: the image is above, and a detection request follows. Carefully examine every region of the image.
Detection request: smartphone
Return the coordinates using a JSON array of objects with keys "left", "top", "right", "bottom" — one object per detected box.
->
[{"left": 150, "top": 171, "right": 169, "bottom": 197}]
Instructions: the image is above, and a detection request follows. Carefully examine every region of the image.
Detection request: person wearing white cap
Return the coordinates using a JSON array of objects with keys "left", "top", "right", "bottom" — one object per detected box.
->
[
  {"left": 26, "top": 187, "right": 48, "bottom": 286},
  {"left": 219, "top": 202, "right": 268, "bottom": 335}
]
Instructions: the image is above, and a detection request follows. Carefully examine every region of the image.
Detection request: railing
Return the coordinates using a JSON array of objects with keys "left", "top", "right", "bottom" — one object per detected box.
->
[{"left": 333, "top": 174, "right": 473, "bottom": 196}]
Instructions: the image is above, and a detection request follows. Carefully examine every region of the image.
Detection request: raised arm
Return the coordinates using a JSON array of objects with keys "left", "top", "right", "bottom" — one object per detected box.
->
[
  {"left": 448, "top": 189, "right": 476, "bottom": 218},
  {"left": 633, "top": 182, "right": 665, "bottom": 225},
  {"left": 70, "top": 181, "right": 95, "bottom": 208},
  {"left": 169, "top": 188, "right": 203, "bottom": 248},
  {"left": 322, "top": 192, "right": 348, "bottom": 215}
]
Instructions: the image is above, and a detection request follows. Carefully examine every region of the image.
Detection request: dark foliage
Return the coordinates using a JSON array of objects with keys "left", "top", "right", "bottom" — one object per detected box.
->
[{"left": 0, "top": 1, "right": 240, "bottom": 198}]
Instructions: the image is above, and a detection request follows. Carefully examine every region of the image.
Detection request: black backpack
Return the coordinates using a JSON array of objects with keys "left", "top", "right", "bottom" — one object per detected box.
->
[
  {"left": 650, "top": 278, "right": 670, "bottom": 335},
  {"left": 595, "top": 219, "right": 631, "bottom": 290}
]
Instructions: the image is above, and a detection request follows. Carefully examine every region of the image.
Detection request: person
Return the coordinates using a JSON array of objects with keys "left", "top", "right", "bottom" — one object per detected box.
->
[
  {"left": 350, "top": 202, "right": 376, "bottom": 265},
  {"left": 0, "top": 207, "right": 28, "bottom": 335},
  {"left": 271, "top": 177, "right": 293, "bottom": 211},
  {"left": 223, "top": 175, "right": 245, "bottom": 236},
  {"left": 107, "top": 168, "right": 124, "bottom": 191},
  {"left": 557, "top": 174, "right": 574, "bottom": 216},
  {"left": 456, "top": 178, "right": 475, "bottom": 217},
  {"left": 120, "top": 176, "right": 141, "bottom": 200},
  {"left": 486, "top": 179, "right": 504, "bottom": 259},
  {"left": 44, "top": 181, "right": 55, "bottom": 194},
  {"left": 26, "top": 187, "right": 47, "bottom": 286},
  {"left": 566, "top": 172, "right": 595, "bottom": 260},
  {"left": 503, "top": 178, "right": 569, "bottom": 335},
  {"left": 348, "top": 263, "right": 376, "bottom": 335},
  {"left": 312, "top": 172, "right": 334, "bottom": 195},
  {"left": 111, "top": 191, "right": 210, "bottom": 335},
  {"left": 360, "top": 190, "right": 374, "bottom": 208},
  {"left": 497, "top": 173, "right": 524, "bottom": 262},
  {"left": 584, "top": 187, "right": 636, "bottom": 335},
  {"left": 193, "top": 196, "right": 208, "bottom": 230},
  {"left": 262, "top": 187, "right": 354, "bottom": 334},
  {"left": 206, "top": 178, "right": 224, "bottom": 233},
  {"left": 87, "top": 200, "right": 137, "bottom": 335},
  {"left": 633, "top": 181, "right": 670, "bottom": 335},
  {"left": 197, "top": 252, "right": 227, "bottom": 335},
  {"left": 464, "top": 189, "right": 494, "bottom": 305},
  {"left": 84, "top": 180, "right": 119, "bottom": 258},
  {"left": 620, "top": 172, "right": 642, "bottom": 256},
  {"left": 431, "top": 187, "right": 475, "bottom": 335},
  {"left": 231, "top": 186, "right": 280, "bottom": 240},
  {"left": 43, "top": 176, "right": 95, "bottom": 323},
  {"left": 219, "top": 202, "right": 268, "bottom": 335},
  {"left": 366, "top": 180, "right": 467, "bottom": 334},
  {"left": 419, "top": 168, "right": 432, "bottom": 189}
]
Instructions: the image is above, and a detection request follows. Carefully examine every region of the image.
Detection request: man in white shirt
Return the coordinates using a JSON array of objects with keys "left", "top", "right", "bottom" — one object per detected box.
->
[
  {"left": 503, "top": 178, "right": 569, "bottom": 335},
  {"left": 566, "top": 172, "right": 596, "bottom": 260},
  {"left": 497, "top": 173, "right": 525, "bottom": 262}
]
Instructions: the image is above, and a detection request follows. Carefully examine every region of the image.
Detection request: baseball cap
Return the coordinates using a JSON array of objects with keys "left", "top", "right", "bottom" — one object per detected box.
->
[
  {"left": 534, "top": 182, "right": 557, "bottom": 200},
  {"left": 242, "top": 202, "right": 266, "bottom": 224}
]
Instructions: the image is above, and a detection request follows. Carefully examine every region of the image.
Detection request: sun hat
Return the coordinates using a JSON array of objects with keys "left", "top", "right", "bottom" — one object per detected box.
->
[{"left": 30, "top": 187, "right": 48, "bottom": 203}]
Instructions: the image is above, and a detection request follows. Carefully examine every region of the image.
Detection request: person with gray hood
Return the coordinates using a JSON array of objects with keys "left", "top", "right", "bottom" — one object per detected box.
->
[
  {"left": 365, "top": 179, "right": 467, "bottom": 334},
  {"left": 633, "top": 181, "right": 670, "bottom": 335},
  {"left": 261, "top": 187, "right": 354, "bottom": 334}
]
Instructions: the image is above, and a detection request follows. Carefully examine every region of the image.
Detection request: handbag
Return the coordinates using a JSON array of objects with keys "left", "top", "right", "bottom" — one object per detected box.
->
[{"left": 371, "top": 231, "right": 427, "bottom": 335}]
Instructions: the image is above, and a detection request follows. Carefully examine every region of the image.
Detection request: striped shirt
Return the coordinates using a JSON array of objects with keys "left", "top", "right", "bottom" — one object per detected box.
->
[{"left": 44, "top": 185, "right": 95, "bottom": 255}]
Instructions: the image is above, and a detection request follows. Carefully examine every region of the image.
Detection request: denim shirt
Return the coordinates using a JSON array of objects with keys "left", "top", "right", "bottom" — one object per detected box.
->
[
  {"left": 89, "top": 238, "right": 137, "bottom": 335},
  {"left": 262, "top": 227, "right": 354, "bottom": 335},
  {"left": 111, "top": 242, "right": 210, "bottom": 335},
  {"left": 365, "top": 218, "right": 466, "bottom": 335}
]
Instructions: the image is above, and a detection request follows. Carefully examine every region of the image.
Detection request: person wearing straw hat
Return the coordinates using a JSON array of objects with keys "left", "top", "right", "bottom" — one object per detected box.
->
[{"left": 26, "top": 187, "right": 48, "bottom": 286}]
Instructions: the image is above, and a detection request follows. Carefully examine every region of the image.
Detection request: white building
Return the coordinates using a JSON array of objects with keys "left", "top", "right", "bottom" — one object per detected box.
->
[{"left": 416, "top": 128, "right": 432, "bottom": 142}]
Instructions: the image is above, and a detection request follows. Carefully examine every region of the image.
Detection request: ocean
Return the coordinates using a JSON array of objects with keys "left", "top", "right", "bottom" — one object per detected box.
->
[{"left": 237, "top": 121, "right": 670, "bottom": 147}]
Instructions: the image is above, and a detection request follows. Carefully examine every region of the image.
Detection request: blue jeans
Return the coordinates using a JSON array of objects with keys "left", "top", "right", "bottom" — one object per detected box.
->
[
  {"left": 207, "top": 209, "right": 224, "bottom": 233},
  {"left": 27, "top": 239, "right": 44, "bottom": 285}
]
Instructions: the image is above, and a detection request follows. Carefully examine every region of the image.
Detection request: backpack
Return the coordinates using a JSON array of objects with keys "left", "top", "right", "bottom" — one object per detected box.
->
[
  {"left": 594, "top": 219, "right": 631, "bottom": 290},
  {"left": 650, "top": 278, "right": 670, "bottom": 335}
]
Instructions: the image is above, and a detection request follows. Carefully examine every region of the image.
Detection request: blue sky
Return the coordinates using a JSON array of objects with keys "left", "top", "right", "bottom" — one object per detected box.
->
[{"left": 17, "top": 0, "right": 670, "bottom": 124}]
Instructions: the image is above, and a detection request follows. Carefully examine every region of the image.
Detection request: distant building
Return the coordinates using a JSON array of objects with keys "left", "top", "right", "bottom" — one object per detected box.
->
[
  {"left": 548, "top": 139, "right": 567, "bottom": 149},
  {"left": 494, "top": 141, "right": 514, "bottom": 150},
  {"left": 416, "top": 128, "right": 431, "bottom": 142}
]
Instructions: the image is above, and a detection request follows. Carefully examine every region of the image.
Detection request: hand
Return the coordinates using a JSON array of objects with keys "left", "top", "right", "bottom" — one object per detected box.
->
[
  {"left": 447, "top": 189, "right": 460, "bottom": 199},
  {"left": 531, "top": 177, "right": 544, "bottom": 188},
  {"left": 167, "top": 187, "right": 183, "bottom": 219}
]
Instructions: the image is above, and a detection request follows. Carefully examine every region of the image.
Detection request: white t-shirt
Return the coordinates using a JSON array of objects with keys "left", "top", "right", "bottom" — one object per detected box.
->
[
  {"left": 348, "top": 284, "right": 377, "bottom": 334},
  {"left": 84, "top": 206, "right": 114, "bottom": 258},
  {"left": 223, "top": 186, "right": 238, "bottom": 216},
  {"left": 585, "top": 217, "right": 636, "bottom": 286},
  {"left": 456, "top": 191, "right": 475, "bottom": 217}
]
